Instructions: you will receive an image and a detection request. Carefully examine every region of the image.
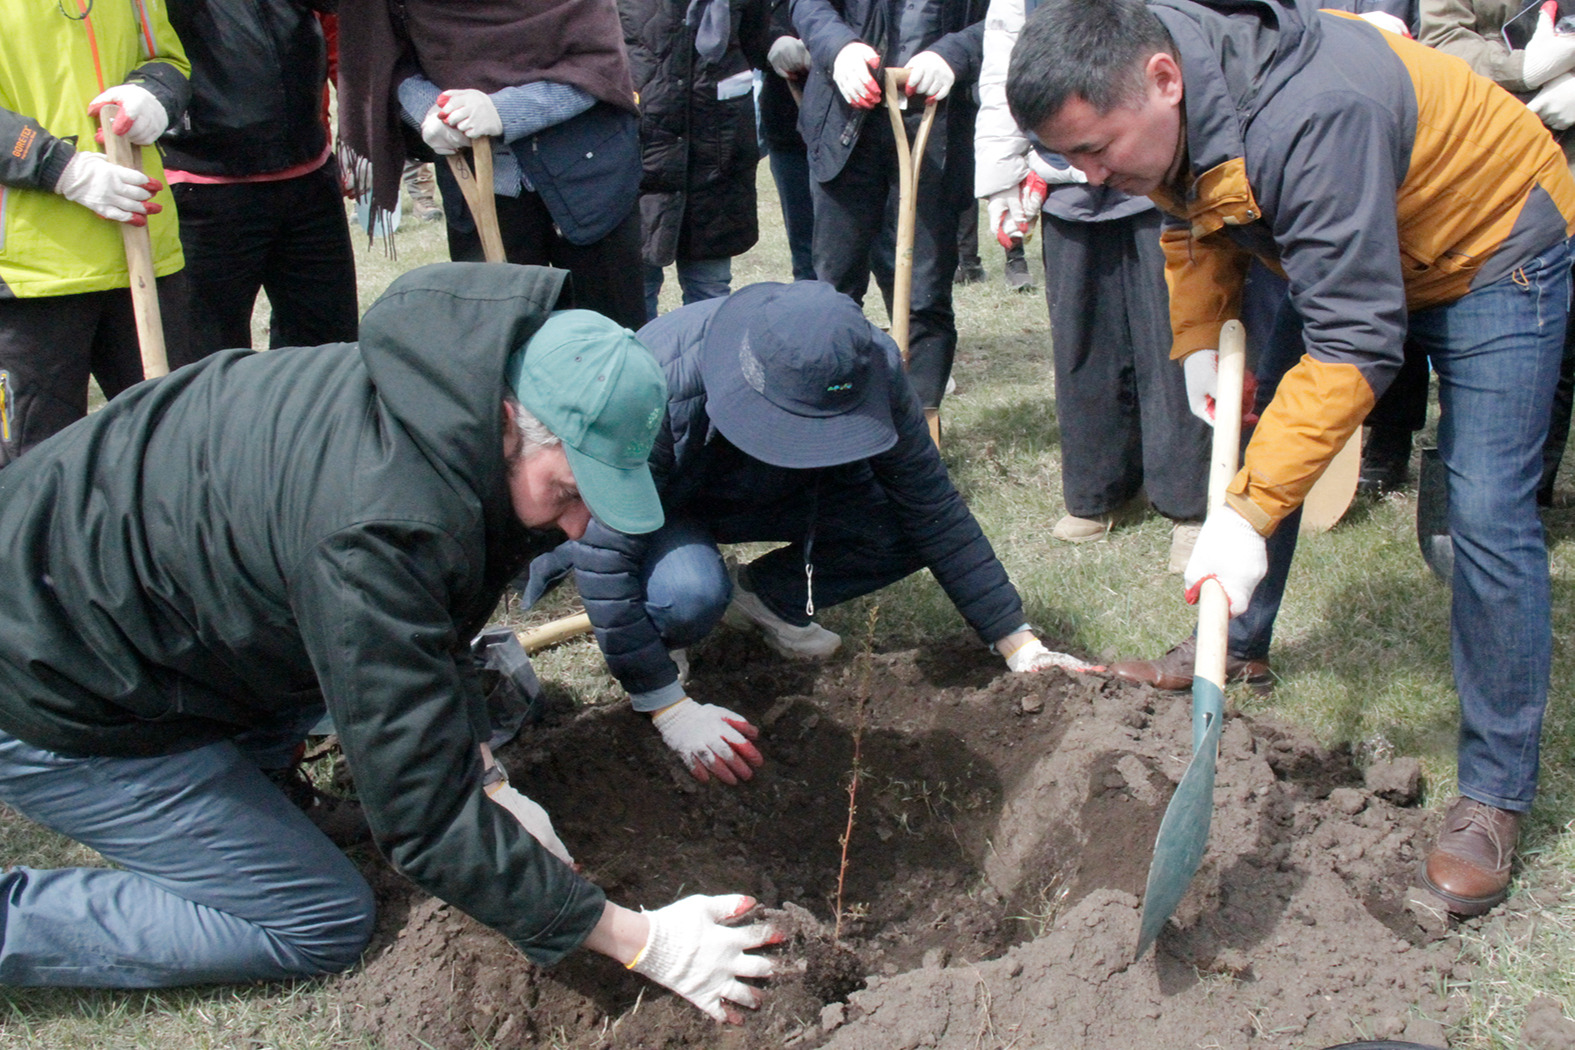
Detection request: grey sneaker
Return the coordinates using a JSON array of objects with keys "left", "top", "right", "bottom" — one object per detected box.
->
[{"left": 723, "top": 577, "right": 841, "bottom": 659}]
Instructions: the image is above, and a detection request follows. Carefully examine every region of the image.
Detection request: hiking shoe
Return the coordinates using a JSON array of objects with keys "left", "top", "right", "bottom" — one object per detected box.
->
[
  {"left": 1421, "top": 796, "right": 1520, "bottom": 915},
  {"left": 1052, "top": 513, "right": 1111, "bottom": 543},
  {"left": 1358, "top": 424, "right": 1413, "bottom": 495},
  {"left": 723, "top": 575, "right": 841, "bottom": 659},
  {"left": 1168, "top": 521, "right": 1202, "bottom": 574},
  {"left": 954, "top": 260, "right": 987, "bottom": 285},
  {"left": 266, "top": 763, "right": 371, "bottom": 848},
  {"left": 1109, "top": 636, "right": 1274, "bottom": 694}
]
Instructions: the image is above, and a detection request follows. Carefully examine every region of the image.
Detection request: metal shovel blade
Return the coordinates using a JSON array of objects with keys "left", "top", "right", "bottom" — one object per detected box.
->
[{"left": 1136, "top": 677, "right": 1223, "bottom": 959}]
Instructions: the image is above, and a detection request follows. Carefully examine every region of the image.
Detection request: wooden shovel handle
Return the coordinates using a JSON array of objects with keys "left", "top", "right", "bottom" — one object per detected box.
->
[
  {"left": 882, "top": 67, "right": 939, "bottom": 370},
  {"left": 444, "top": 138, "right": 506, "bottom": 263},
  {"left": 98, "top": 106, "right": 168, "bottom": 379},
  {"left": 515, "top": 612, "right": 592, "bottom": 654},
  {"left": 1193, "top": 320, "right": 1247, "bottom": 693}
]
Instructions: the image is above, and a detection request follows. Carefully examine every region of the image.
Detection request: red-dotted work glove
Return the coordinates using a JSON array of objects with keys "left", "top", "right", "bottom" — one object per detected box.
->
[
  {"left": 768, "top": 36, "right": 811, "bottom": 78},
  {"left": 652, "top": 698, "right": 764, "bottom": 785},
  {"left": 904, "top": 50, "right": 955, "bottom": 100},
  {"left": 485, "top": 779, "right": 574, "bottom": 866},
  {"left": 1001, "top": 636, "right": 1102, "bottom": 673},
  {"left": 89, "top": 84, "right": 168, "bottom": 145},
  {"left": 437, "top": 89, "right": 503, "bottom": 139},
  {"left": 1181, "top": 348, "right": 1260, "bottom": 427},
  {"left": 54, "top": 151, "right": 163, "bottom": 225},
  {"left": 420, "top": 104, "right": 468, "bottom": 155},
  {"left": 1183, "top": 506, "right": 1267, "bottom": 617},
  {"left": 987, "top": 171, "right": 1049, "bottom": 249},
  {"left": 629, "top": 894, "right": 780, "bottom": 1023},
  {"left": 833, "top": 42, "right": 881, "bottom": 108},
  {"left": 1524, "top": 1, "right": 1575, "bottom": 88}
]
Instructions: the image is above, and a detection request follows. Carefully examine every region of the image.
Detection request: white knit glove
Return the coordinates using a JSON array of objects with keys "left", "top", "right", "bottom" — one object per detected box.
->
[
  {"left": 1002, "top": 637, "right": 1100, "bottom": 673},
  {"left": 904, "top": 50, "right": 955, "bottom": 100},
  {"left": 88, "top": 83, "right": 168, "bottom": 145},
  {"left": 438, "top": 89, "right": 503, "bottom": 139},
  {"left": 768, "top": 36, "right": 811, "bottom": 78},
  {"left": 652, "top": 698, "right": 764, "bottom": 786},
  {"left": 1183, "top": 506, "right": 1267, "bottom": 617},
  {"left": 1531, "top": 71, "right": 1575, "bottom": 130},
  {"left": 420, "top": 104, "right": 469, "bottom": 155},
  {"left": 54, "top": 151, "right": 162, "bottom": 224},
  {"left": 834, "top": 42, "right": 881, "bottom": 108},
  {"left": 485, "top": 780, "right": 574, "bottom": 866},
  {"left": 1357, "top": 10, "right": 1410, "bottom": 36},
  {"left": 629, "top": 894, "right": 779, "bottom": 1023},
  {"left": 1182, "top": 349, "right": 1223, "bottom": 424},
  {"left": 1524, "top": 2, "right": 1575, "bottom": 88},
  {"left": 986, "top": 171, "right": 1049, "bottom": 249}
]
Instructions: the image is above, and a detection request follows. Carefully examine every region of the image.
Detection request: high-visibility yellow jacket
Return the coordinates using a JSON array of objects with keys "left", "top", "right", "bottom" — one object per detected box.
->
[{"left": 0, "top": 1, "right": 190, "bottom": 299}]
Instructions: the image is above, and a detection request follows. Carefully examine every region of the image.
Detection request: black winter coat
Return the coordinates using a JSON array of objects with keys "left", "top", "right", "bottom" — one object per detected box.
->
[
  {"left": 620, "top": 0, "right": 771, "bottom": 266},
  {"left": 790, "top": 0, "right": 985, "bottom": 182},
  {"left": 570, "top": 292, "right": 1026, "bottom": 705},
  {"left": 162, "top": 0, "right": 336, "bottom": 176},
  {"left": 0, "top": 263, "right": 607, "bottom": 966}
]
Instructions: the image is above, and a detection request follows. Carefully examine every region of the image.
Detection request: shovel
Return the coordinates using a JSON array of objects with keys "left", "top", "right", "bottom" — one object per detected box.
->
[
  {"left": 98, "top": 105, "right": 168, "bottom": 379},
  {"left": 445, "top": 137, "right": 506, "bottom": 263},
  {"left": 1135, "top": 318, "right": 1247, "bottom": 960},
  {"left": 882, "top": 68, "right": 941, "bottom": 447},
  {"left": 1416, "top": 446, "right": 1453, "bottom": 584}
]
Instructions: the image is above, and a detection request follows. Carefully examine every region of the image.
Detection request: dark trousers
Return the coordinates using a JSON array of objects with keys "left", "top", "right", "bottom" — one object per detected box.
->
[
  {"left": 0, "top": 273, "right": 190, "bottom": 467},
  {"left": 768, "top": 147, "right": 817, "bottom": 282},
  {"left": 435, "top": 165, "right": 647, "bottom": 332},
  {"left": 1042, "top": 211, "right": 1210, "bottom": 520},
  {"left": 811, "top": 120, "right": 959, "bottom": 408},
  {"left": 172, "top": 164, "right": 358, "bottom": 358}
]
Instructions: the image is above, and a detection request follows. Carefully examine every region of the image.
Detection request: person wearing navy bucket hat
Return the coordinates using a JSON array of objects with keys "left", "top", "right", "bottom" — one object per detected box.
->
[{"left": 523, "top": 279, "right": 1102, "bottom": 787}]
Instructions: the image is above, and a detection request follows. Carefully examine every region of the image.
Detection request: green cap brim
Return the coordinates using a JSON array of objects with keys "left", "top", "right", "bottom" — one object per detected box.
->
[{"left": 563, "top": 444, "right": 664, "bottom": 535}]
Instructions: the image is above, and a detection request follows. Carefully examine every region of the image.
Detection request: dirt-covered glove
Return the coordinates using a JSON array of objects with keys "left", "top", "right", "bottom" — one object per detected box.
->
[
  {"left": 485, "top": 778, "right": 574, "bottom": 866},
  {"left": 629, "top": 894, "right": 780, "bottom": 1023},
  {"left": 1357, "top": 10, "right": 1410, "bottom": 36},
  {"left": 834, "top": 42, "right": 882, "bottom": 108},
  {"left": 1181, "top": 348, "right": 1259, "bottom": 427},
  {"left": 987, "top": 171, "right": 1049, "bottom": 249},
  {"left": 1183, "top": 506, "right": 1267, "bottom": 617},
  {"left": 904, "top": 50, "right": 955, "bottom": 100},
  {"left": 53, "top": 151, "right": 163, "bottom": 225},
  {"left": 1524, "top": 1, "right": 1575, "bottom": 87},
  {"left": 1002, "top": 637, "right": 1102, "bottom": 673},
  {"left": 88, "top": 84, "right": 168, "bottom": 145},
  {"left": 652, "top": 698, "right": 764, "bottom": 786},
  {"left": 420, "top": 103, "right": 469, "bottom": 155},
  {"left": 438, "top": 89, "right": 503, "bottom": 139},
  {"left": 1531, "top": 71, "right": 1575, "bottom": 129},
  {"left": 768, "top": 36, "right": 811, "bottom": 78}
]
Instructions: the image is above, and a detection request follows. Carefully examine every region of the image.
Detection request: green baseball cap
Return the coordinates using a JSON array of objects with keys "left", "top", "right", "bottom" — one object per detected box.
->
[{"left": 506, "top": 310, "right": 667, "bottom": 535}]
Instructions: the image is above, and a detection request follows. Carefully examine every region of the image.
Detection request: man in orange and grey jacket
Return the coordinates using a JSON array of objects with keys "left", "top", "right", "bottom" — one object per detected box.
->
[{"left": 1006, "top": 0, "right": 1575, "bottom": 916}]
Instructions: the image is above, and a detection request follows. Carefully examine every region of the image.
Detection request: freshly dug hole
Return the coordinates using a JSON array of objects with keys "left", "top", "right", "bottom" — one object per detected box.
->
[{"left": 339, "top": 634, "right": 1465, "bottom": 1050}]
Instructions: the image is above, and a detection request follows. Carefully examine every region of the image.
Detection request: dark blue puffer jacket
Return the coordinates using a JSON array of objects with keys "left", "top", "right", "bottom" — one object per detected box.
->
[{"left": 570, "top": 291, "right": 1026, "bottom": 709}]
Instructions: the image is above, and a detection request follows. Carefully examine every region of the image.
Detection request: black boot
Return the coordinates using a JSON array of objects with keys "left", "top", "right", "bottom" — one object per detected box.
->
[{"left": 1358, "top": 424, "right": 1413, "bottom": 495}]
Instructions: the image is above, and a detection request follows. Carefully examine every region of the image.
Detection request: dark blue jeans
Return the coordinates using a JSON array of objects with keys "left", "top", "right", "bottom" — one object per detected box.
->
[{"left": 1238, "top": 240, "right": 1571, "bottom": 810}]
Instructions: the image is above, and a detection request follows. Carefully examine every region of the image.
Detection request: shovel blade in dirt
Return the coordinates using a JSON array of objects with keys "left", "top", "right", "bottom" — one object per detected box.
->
[
  {"left": 1136, "top": 683, "right": 1223, "bottom": 958},
  {"left": 1135, "top": 319, "right": 1246, "bottom": 960}
]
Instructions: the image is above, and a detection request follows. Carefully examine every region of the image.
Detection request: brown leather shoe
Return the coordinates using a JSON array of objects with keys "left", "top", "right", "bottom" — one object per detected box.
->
[
  {"left": 1421, "top": 796, "right": 1521, "bottom": 915},
  {"left": 1109, "top": 637, "right": 1273, "bottom": 694}
]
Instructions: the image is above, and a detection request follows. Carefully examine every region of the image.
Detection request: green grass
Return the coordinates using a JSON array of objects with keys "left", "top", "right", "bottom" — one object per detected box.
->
[{"left": 8, "top": 164, "right": 1575, "bottom": 1047}]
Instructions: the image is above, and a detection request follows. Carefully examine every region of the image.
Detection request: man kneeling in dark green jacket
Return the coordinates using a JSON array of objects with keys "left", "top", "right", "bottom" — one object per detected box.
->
[{"left": 0, "top": 263, "right": 778, "bottom": 1024}]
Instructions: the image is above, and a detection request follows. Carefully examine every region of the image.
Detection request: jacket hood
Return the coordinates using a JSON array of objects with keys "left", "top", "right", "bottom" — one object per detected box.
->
[
  {"left": 358, "top": 263, "right": 567, "bottom": 532},
  {"left": 1150, "top": 0, "right": 1322, "bottom": 180}
]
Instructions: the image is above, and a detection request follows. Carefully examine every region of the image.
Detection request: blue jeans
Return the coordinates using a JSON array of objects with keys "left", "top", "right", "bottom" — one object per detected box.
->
[
  {"left": 767, "top": 148, "right": 817, "bottom": 282},
  {"left": 642, "top": 258, "right": 733, "bottom": 322},
  {"left": 1238, "top": 240, "right": 1571, "bottom": 811},
  {"left": 0, "top": 729, "right": 375, "bottom": 987}
]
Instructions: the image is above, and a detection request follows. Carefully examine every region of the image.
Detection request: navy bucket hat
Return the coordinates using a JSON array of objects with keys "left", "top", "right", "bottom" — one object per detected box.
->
[{"left": 699, "top": 281, "right": 898, "bottom": 468}]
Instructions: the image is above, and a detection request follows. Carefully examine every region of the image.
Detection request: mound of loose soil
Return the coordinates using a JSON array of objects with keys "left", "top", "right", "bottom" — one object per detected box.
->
[{"left": 338, "top": 633, "right": 1471, "bottom": 1050}]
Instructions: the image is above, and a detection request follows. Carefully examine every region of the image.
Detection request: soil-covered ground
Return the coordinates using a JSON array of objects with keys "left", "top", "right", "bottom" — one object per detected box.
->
[{"left": 336, "top": 631, "right": 1492, "bottom": 1050}]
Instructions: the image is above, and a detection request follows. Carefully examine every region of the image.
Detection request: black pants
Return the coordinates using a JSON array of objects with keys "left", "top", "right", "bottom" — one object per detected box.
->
[
  {"left": 435, "top": 164, "right": 647, "bottom": 332},
  {"left": 0, "top": 273, "right": 190, "bottom": 466},
  {"left": 172, "top": 164, "right": 358, "bottom": 358},
  {"left": 810, "top": 119, "right": 959, "bottom": 408},
  {"left": 1042, "top": 210, "right": 1210, "bottom": 520}
]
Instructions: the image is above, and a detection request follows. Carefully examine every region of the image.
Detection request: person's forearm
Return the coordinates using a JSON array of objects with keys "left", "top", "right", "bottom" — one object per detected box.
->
[{"left": 582, "top": 901, "right": 652, "bottom": 965}]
